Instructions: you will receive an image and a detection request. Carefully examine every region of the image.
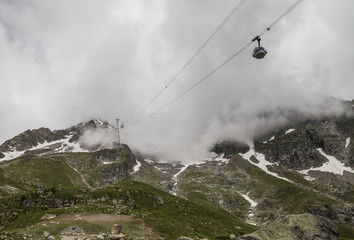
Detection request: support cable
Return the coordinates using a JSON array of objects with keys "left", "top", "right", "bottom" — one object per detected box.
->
[
  {"left": 125, "top": 0, "right": 248, "bottom": 123},
  {"left": 130, "top": 0, "right": 305, "bottom": 125}
]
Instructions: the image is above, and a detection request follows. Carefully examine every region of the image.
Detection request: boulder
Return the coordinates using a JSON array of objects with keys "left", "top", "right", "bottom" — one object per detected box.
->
[
  {"left": 177, "top": 237, "right": 194, "bottom": 240},
  {"left": 40, "top": 213, "right": 56, "bottom": 220},
  {"left": 60, "top": 225, "right": 85, "bottom": 235},
  {"left": 111, "top": 224, "right": 122, "bottom": 234},
  {"left": 109, "top": 233, "right": 125, "bottom": 240}
]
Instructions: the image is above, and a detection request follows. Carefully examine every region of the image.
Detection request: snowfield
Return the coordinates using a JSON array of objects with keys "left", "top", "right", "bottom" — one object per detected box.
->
[
  {"left": 345, "top": 137, "right": 350, "bottom": 148},
  {"left": 131, "top": 160, "right": 142, "bottom": 174},
  {"left": 299, "top": 148, "right": 354, "bottom": 177},
  {"left": 285, "top": 129, "right": 296, "bottom": 134},
  {"left": 239, "top": 144, "right": 291, "bottom": 182},
  {"left": 0, "top": 134, "right": 88, "bottom": 162}
]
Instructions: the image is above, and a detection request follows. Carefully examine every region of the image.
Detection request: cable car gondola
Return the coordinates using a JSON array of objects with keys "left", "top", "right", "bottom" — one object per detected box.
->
[{"left": 252, "top": 36, "right": 267, "bottom": 59}]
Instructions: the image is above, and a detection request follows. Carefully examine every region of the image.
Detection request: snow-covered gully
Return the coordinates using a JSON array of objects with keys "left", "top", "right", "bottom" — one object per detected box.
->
[
  {"left": 237, "top": 191, "right": 258, "bottom": 226},
  {"left": 239, "top": 143, "right": 291, "bottom": 182}
]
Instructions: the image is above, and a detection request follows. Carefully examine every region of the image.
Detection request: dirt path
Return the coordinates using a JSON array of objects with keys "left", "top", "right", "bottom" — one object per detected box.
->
[{"left": 56, "top": 213, "right": 134, "bottom": 223}]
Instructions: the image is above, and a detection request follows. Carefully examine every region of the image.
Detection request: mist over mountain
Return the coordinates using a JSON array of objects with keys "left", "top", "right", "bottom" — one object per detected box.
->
[
  {"left": 1, "top": 0, "right": 354, "bottom": 163},
  {"left": 1, "top": 107, "right": 353, "bottom": 239},
  {"left": 1, "top": 1, "right": 354, "bottom": 239},
  {"left": 123, "top": 97, "right": 352, "bottom": 162}
]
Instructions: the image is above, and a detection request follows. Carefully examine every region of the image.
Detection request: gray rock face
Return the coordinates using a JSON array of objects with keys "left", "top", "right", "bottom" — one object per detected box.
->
[
  {"left": 305, "top": 120, "right": 347, "bottom": 162},
  {"left": 242, "top": 213, "right": 339, "bottom": 240},
  {"left": 0, "top": 118, "right": 114, "bottom": 157},
  {"left": 212, "top": 141, "right": 250, "bottom": 158},
  {"left": 255, "top": 119, "right": 350, "bottom": 170},
  {"left": 0, "top": 128, "right": 65, "bottom": 153},
  {"left": 255, "top": 128, "right": 324, "bottom": 170},
  {"left": 87, "top": 147, "right": 137, "bottom": 187}
]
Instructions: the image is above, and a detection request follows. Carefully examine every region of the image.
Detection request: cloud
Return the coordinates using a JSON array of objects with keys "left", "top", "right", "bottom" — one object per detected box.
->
[
  {"left": 1, "top": 0, "right": 353, "bottom": 162},
  {"left": 79, "top": 128, "right": 115, "bottom": 150}
]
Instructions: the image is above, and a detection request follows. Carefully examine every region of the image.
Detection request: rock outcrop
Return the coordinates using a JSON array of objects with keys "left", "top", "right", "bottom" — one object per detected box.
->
[
  {"left": 212, "top": 141, "right": 249, "bottom": 158},
  {"left": 60, "top": 225, "right": 85, "bottom": 235},
  {"left": 241, "top": 213, "right": 339, "bottom": 240},
  {"left": 255, "top": 119, "right": 351, "bottom": 170}
]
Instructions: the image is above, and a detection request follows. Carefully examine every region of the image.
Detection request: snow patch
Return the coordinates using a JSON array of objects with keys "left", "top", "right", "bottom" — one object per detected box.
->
[
  {"left": 214, "top": 153, "right": 229, "bottom": 164},
  {"left": 237, "top": 191, "right": 257, "bottom": 225},
  {"left": 285, "top": 129, "right": 295, "bottom": 134},
  {"left": 171, "top": 169, "right": 184, "bottom": 195},
  {"left": 102, "top": 161, "right": 114, "bottom": 165},
  {"left": 144, "top": 159, "right": 168, "bottom": 173},
  {"left": 239, "top": 192, "right": 257, "bottom": 208},
  {"left": 269, "top": 136, "right": 275, "bottom": 141},
  {"left": 0, "top": 134, "right": 90, "bottom": 162},
  {"left": 144, "top": 159, "right": 154, "bottom": 164},
  {"left": 303, "top": 175, "right": 316, "bottom": 181},
  {"left": 300, "top": 148, "right": 354, "bottom": 176},
  {"left": 239, "top": 144, "right": 291, "bottom": 182},
  {"left": 173, "top": 163, "right": 192, "bottom": 179},
  {"left": 345, "top": 137, "right": 350, "bottom": 148},
  {"left": 1, "top": 150, "right": 26, "bottom": 161},
  {"left": 171, "top": 162, "right": 199, "bottom": 196},
  {"left": 131, "top": 160, "right": 142, "bottom": 174},
  {"left": 54, "top": 135, "right": 89, "bottom": 153},
  {"left": 94, "top": 119, "right": 105, "bottom": 125}
]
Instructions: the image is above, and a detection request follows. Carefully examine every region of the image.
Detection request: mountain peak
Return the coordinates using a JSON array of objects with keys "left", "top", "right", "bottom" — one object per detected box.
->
[{"left": 0, "top": 118, "right": 116, "bottom": 162}]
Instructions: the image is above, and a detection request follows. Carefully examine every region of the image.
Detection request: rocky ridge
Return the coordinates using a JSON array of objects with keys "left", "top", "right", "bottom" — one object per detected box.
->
[
  {"left": 0, "top": 119, "right": 114, "bottom": 161},
  {"left": 0, "top": 105, "right": 354, "bottom": 239}
]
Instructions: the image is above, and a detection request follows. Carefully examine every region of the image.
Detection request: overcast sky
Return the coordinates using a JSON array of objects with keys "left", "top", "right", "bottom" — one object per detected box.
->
[{"left": 1, "top": 0, "right": 353, "bottom": 161}]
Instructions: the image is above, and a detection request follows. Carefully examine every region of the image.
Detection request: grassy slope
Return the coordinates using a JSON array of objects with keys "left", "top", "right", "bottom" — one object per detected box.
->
[
  {"left": 177, "top": 166, "right": 250, "bottom": 220},
  {"left": 177, "top": 155, "right": 338, "bottom": 220},
  {"left": 230, "top": 156, "right": 354, "bottom": 239},
  {"left": 0, "top": 154, "right": 84, "bottom": 195},
  {"left": 0, "top": 147, "right": 136, "bottom": 196},
  {"left": 1, "top": 147, "right": 352, "bottom": 238},
  {"left": 1, "top": 181, "right": 257, "bottom": 239},
  {"left": 230, "top": 155, "right": 337, "bottom": 212}
]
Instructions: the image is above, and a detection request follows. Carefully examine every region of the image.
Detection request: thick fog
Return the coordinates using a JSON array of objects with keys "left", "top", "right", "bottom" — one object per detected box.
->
[{"left": 1, "top": 0, "right": 353, "bottom": 162}]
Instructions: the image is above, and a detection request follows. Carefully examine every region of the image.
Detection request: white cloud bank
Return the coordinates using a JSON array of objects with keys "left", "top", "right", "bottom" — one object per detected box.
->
[{"left": 1, "top": 0, "right": 353, "bottom": 162}]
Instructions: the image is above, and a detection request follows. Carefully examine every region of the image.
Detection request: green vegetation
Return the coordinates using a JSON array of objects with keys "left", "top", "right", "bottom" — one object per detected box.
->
[
  {"left": 1, "top": 129, "right": 353, "bottom": 240},
  {"left": 0, "top": 155, "right": 84, "bottom": 194},
  {"left": 0, "top": 181, "right": 257, "bottom": 239},
  {"left": 338, "top": 223, "right": 354, "bottom": 240},
  {"left": 112, "top": 181, "right": 257, "bottom": 239},
  {"left": 235, "top": 156, "right": 336, "bottom": 207}
]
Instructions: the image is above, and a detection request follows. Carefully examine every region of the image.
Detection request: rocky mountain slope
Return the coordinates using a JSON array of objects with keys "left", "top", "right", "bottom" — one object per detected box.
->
[
  {"left": 0, "top": 105, "right": 354, "bottom": 239},
  {"left": 0, "top": 119, "right": 114, "bottom": 161},
  {"left": 129, "top": 108, "right": 354, "bottom": 239}
]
